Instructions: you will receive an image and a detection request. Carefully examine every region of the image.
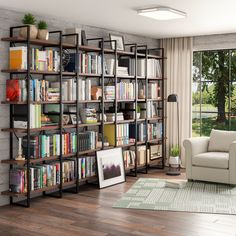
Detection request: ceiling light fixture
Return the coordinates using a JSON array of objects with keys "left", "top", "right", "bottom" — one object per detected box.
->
[{"left": 137, "top": 7, "right": 186, "bottom": 20}]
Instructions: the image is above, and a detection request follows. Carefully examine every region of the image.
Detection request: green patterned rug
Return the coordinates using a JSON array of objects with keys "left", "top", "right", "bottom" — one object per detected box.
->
[{"left": 113, "top": 178, "right": 236, "bottom": 215}]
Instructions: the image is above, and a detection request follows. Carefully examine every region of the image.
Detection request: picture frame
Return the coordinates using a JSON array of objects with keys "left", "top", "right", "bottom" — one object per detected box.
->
[
  {"left": 109, "top": 33, "right": 125, "bottom": 51},
  {"left": 150, "top": 144, "right": 162, "bottom": 160},
  {"left": 70, "top": 114, "right": 81, "bottom": 125},
  {"left": 81, "top": 30, "right": 88, "bottom": 46},
  {"left": 96, "top": 147, "right": 126, "bottom": 188}
]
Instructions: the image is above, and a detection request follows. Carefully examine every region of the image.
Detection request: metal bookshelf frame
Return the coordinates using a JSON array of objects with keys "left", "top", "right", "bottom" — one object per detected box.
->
[{"left": 1, "top": 26, "right": 166, "bottom": 207}]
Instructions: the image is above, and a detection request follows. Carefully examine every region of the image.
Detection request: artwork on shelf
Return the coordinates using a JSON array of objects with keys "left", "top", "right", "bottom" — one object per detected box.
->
[
  {"left": 109, "top": 34, "right": 125, "bottom": 51},
  {"left": 150, "top": 144, "right": 162, "bottom": 160},
  {"left": 96, "top": 147, "right": 125, "bottom": 188},
  {"left": 70, "top": 114, "right": 81, "bottom": 125},
  {"left": 81, "top": 30, "right": 88, "bottom": 46}
]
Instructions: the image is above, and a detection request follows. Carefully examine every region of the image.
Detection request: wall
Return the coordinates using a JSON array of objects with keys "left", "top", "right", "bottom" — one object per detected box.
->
[
  {"left": 193, "top": 33, "right": 236, "bottom": 51},
  {"left": 0, "top": 8, "right": 159, "bottom": 206}
]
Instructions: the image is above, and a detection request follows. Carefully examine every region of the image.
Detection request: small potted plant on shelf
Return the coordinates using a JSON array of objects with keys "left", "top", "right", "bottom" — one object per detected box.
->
[
  {"left": 19, "top": 13, "right": 38, "bottom": 39},
  {"left": 169, "top": 145, "right": 180, "bottom": 168},
  {"left": 37, "top": 20, "right": 49, "bottom": 40}
]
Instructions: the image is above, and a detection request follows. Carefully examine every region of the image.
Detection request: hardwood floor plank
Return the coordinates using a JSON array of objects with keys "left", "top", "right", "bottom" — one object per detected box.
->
[{"left": 0, "top": 171, "right": 235, "bottom": 236}]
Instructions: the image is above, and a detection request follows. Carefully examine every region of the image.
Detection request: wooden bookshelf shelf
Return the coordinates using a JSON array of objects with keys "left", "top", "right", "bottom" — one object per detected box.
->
[
  {"left": 1, "top": 36, "right": 76, "bottom": 48},
  {"left": 1, "top": 69, "right": 76, "bottom": 76},
  {"left": 117, "top": 119, "right": 135, "bottom": 124}
]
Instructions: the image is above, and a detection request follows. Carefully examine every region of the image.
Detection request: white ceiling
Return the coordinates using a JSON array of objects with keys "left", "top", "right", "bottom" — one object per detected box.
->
[{"left": 1, "top": 0, "right": 236, "bottom": 39}]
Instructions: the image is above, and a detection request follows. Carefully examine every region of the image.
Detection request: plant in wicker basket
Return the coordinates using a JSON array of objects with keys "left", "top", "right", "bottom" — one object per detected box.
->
[
  {"left": 37, "top": 21, "right": 49, "bottom": 40},
  {"left": 19, "top": 13, "right": 38, "bottom": 39}
]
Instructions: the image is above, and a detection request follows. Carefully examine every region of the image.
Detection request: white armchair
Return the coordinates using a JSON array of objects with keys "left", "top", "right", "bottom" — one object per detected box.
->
[{"left": 183, "top": 129, "right": 236, "bottom": 185}]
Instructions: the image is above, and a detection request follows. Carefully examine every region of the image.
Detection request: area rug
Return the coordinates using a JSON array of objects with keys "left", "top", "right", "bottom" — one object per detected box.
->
[{"left": 113, "top": 178, "right": 236, "bottom": 215}]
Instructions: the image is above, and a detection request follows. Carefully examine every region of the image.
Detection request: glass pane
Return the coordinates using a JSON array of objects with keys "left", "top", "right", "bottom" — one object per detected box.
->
[
  {"left": 193, "top": 52, "right": 202, "bottom": 82},
  {"left": 229, "top": 115, "right": 236, "bottom": 131},
  {"left": 230, "top": 50, "right": 236, "bottom": 81},
  {"left": 200, "top": 82, "right": 216, "bottom": 112},
  {"left": 192, "top": 112, "right": 200, "bottom": 137},
  {"left": 201, "top": 112, "right": 228, "bottom": 136},
  {"left": 192, "top": 82, "right": 200, "bottom": 112}
]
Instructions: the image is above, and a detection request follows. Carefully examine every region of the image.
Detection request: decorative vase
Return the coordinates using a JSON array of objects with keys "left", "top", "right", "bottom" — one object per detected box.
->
[
  {"left": 19, "top": 24, "right": 38, "bottom": 39},
  {"left": 37, "top": 29, "right": 49, "bottom": 40},
  {"left": 169, "top": 156, "right": 180, "bottom": 168}
]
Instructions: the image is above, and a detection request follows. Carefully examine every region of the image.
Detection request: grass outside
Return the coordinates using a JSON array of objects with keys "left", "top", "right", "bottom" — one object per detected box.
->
[{"left": 192, "top": 117, "right": 236, "bottom": 137}]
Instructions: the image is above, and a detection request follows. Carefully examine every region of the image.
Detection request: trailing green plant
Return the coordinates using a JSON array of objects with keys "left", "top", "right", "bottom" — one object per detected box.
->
[
  {"left": 170, "top": 145, "right": 180, "bottom": 157},
  {"left": 22, "top": 13, "right": 36, "bottom": 25},
  {"left": 38, "top": 21, "right": 48, "bottom": 30}
]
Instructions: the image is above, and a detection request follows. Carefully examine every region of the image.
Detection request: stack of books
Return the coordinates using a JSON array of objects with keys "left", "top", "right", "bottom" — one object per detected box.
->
[
  {"left": 106, "top": 112, "right": 124, "bottom": 122},
  {"left": 80, "top": 108, "right": 97, "bottom": 124},
  {"left": 104, "top": 86, "right": 115, "bottom": 100},
  {"left": 165, "top": 180, "right": 187, "bottom": 189},
  {"left": 117, "top": 66, "right": 129, "bottom": 76}
]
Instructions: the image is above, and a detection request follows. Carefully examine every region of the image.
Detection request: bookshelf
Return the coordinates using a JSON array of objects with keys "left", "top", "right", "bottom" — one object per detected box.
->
[{"left": 1, "top": 25, "right": 166, "bottom": 207}]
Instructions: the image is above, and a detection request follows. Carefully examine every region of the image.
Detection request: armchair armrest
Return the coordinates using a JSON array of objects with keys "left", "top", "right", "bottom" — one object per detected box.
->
[
  {"left": 183, "top": 137, "right": 210, "bottom": 157},
  {"left": 229, "top": 141, "right": 236, "bottom": 184},
  {"left": 183, "top": 137, "right": 210, "bottom": 179}
]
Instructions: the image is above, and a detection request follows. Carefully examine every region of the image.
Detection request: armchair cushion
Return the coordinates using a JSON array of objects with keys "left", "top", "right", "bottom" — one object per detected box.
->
[
  {"left": 208, "top": 129, "right": 236, "bottom": 152},
  {"left": 193, "top": 152, "right": 229, "bottom": 169}
]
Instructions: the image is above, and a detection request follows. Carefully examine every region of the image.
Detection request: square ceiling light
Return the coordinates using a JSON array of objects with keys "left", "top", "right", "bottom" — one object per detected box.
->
[{"left": 137, "top": 7, "right": 186, "bottom": 20}]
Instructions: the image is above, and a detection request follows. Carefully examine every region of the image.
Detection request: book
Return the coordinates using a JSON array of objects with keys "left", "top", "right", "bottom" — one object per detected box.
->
[
  {"left": 165, "top": 180, "right": 187, "bottom": 189},
  {"left": 9, "top": 46, "right": 27, "bottom": 70},
  {"left": 6, "top": 79, "right": 21, "bottom": 101}
]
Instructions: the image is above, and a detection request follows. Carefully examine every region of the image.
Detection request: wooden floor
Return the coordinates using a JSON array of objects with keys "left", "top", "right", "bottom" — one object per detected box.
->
[{"left": 0, "top": 170, "right": 236, "bottom": 236}]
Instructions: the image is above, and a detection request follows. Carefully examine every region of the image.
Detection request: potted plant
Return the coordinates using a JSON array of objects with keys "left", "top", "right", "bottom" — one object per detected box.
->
[
  {"left": 37, "top": 21, "right": 49, "bottom": 40},
  {"left": 169, "top": 145, "right": 180, "bottom": 168},
  {"left": 19, "top": 13, "right": 38, "bottom": 39}
]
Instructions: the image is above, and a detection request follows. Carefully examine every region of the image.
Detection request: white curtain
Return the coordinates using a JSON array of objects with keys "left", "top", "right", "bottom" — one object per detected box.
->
[{"left": 161, "top": 37, "right": 193, "bottom": 167}]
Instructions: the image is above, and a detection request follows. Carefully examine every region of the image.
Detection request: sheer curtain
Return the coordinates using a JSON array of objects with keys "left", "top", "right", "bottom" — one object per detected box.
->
[{"left": 161, "top": 37, "right": 193, "bottom": 166}]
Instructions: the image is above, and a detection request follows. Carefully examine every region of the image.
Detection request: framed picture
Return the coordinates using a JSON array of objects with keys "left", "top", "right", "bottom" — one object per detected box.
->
[
  {"left": 96, "top": 147, "right": 126, "bottom": 188},
  {"left": 70, "top": 114, "right": 81, "bottom": 124},
  {"left": 150, "top": 144, "right": 162, "bottom": 160},
  {"left": 81, "top": 30, "right": 88, "bottom": 46},
  {"left": 109, "top": 34, "right": 125, "bottom": 51}
]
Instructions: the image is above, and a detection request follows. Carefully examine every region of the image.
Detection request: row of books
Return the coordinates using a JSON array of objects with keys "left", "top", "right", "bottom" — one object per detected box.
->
[
  {"left": 79, "top": 53, "right": 102, "bottom": 74},
  {"left": 9, "top": 47, "right": 60, "bottom": 71},
  {"left": 22, "top": 132, "right": 77, "bottom": 158},
  {"left": 22, "top": 131, "right": 97, "bottom": 159},
  {"left": 104, "top": 124, "right": 130, "bottom": 146},
  {"left": 9, "top": 157, "right": 96, "bottom": 193},
  {"left": 104, "top": 123, "right": 162, "bottom": 146},
  {"left": 148, "top": 83, "right": 161, "bottom": 99},
  {"left": 103, "top": 83, "right": 135, "bottom": 100},
  {"left": 9, "top": 160, "right": 74, "bottom": 193},
  {"left": 126, "top": 58, "right": 162, "bottom": 78}
]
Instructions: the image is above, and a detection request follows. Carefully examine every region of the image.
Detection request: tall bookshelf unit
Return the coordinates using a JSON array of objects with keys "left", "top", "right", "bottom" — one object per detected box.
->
[{"left": 1, "top": 26, "right": 166, "bottom": 207}]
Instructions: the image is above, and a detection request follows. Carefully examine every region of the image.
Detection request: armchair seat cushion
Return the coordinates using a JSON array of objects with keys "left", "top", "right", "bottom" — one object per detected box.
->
[{"left": 192, "top": 152, "right": 229, "bottom": 169}]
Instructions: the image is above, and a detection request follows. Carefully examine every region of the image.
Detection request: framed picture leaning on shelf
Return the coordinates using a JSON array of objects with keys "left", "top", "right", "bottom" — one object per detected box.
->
[
  {"left": 96, "top": 147, "right": 126, "bottom": 188},
  {"left": 109, "top": 33, "right": 125, "bottom": 50}
]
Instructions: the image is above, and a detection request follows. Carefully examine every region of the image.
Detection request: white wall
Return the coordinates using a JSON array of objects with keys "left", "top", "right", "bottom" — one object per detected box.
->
[{"left": 193, "top": 33, "right": 236, "bottom": 51}]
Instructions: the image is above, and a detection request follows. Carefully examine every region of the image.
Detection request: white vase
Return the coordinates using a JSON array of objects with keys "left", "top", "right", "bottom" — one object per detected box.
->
[
  {"left": 169, "top": 156, "right": 180, "bottom": 168},
  {"left": 37, "top": 29, "right": 49, "bottom": 40},
  {"left": 19, "top": 24, "right": 38, "bottom": 39}
]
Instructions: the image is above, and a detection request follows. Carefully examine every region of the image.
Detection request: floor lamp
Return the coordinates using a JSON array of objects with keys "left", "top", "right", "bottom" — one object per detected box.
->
[{"left": 166, "top": 94, "right": 181, "bottom": 176}]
